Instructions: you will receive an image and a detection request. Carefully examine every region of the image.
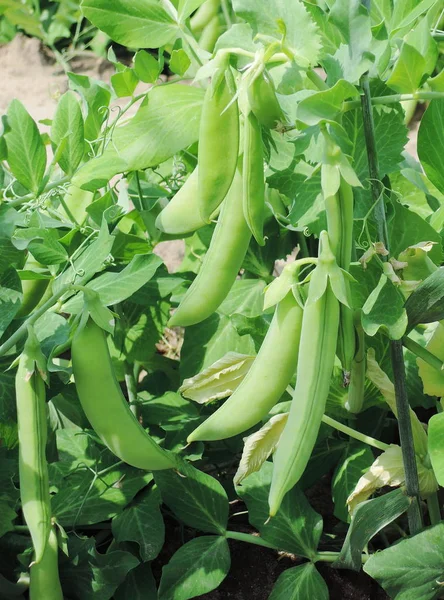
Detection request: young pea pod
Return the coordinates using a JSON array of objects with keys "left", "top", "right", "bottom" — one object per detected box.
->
[
  {"left": 187, "top": 290, "right": 303, "bottom": 442},
  {"left": 155, "top": 168, "right": 218, "bottom": 235},
  {"left": 198, "top": 15, "right": 221, "bottom": 53},
  {"left": 29, "top": 525, "right": 63, "bottom": 600},
  {"left": 247, "top": 70, "right": 285, "bottom": 130},
  {"left": 16, "top": 328, "right": 51, "bottom": 564},
  {"left": 190, "top": 0, "right": 220, "bottom": 35},
  {"left": 243, "top": 112, "right": 265, "bottom": 246},
  {"left": 71, "top": 318, "right": 177, "bottom": 471},
  {"left": 198, "top": 63, "right": 239, "bottom": 221},
  {"left": 16, "top": 256, "right": 49, "bottom": 318},
  {"left": 168, "top": 171, "right": 251, "bottom": 327},
  {"left": 269, "top": 232, "right": 346, "bottom": 516},
  {"left": 345, "top": 313, "right": 365, "bottom": 414}
]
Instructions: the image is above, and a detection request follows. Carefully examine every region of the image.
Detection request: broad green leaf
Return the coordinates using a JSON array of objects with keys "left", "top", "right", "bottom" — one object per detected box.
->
[
  {"left": 61, "top": 254, "right": 163, "bottom": 313},
  {"left": 404, "top": 15, "right": 438, "bottom": 77},
  {"left": 112, "top": 487, "right": 164, "bottom": 561},
  {"left": 13, "top": 228, "right": 68, "bottom": 266},
  {"left": 218, "top": 279, "right": 266, "bottom": 318},
  {"left": 390, "top": 0, "right": 440, "bottom": 36},
  {"left": 158, "top": 536, "right": 230, "bottom": 600},
  {"left": 335, "top": 488, "right": 411, "bottom": 571},
  {"left": 67, "top": 73, "right": 111, "bottom": 142},
  {"left": 170, "top": 48, "right": 191, "bottom": 76},
  {"left": 297, "top": 80, "right": 359, "bottom": 126},
  {"left": 232, "top": 0, "right": 321, "bottom": 67},
  {"left": 361, "top": 274, "right": 408, "bottom": 339},
  {"left": 0, "top": 500, "right": 16, "bottom": 538},
  {"left": 428, "top": 412, "right": 444, "bottom": 486},
  {"left": 81, "top": 0, "right": 178, "bottom": 48},
  {"left": 114, "top": 562, "right": 157, "bottom": 600},
  {"left": 154, "top": 460, "right": 229, "bottom": 534},
  {"left": 236, "top": 461, "right": 322, "bottom": 559},
  {"left": 332, "top": 442, "right": 374, "bottom": 523},
  {"left": 59, "top": 536, "right": 139, "bottom": 600},
  {"left": 0, "top": 268, "right": 21, "bottom": 337},
  {"left": 405, "top": 268, "right": 444, "bottom": 329},
  {"left": 73, "top": 84, "right": 204, "bottom": 190},
  {"left": 134, "top": 49, "right": 162, "bottom": 83},
  {"left": 417, "top": 323, "right": 444, "bottom": 396},
  {"left": 269, "top": 563, "right": 328, "bottom": 600},
  {"left": 51, "top": 91, "right": 85, "bottom": 175},
  {"left": 387, "top": 43, "right": 426, "bottom": 94},
  {"left": 418, "top": 99, "right": 444, "bottom": 195},
  {"left": 4, "top": 99, "right": 46, "bottom": 193},
  {"left": 140, "top": 391, "right": 199, "bottom": 430},
  {"left": 178, "top": 0, "right": 205, "bottom": 21},
  {"left": 364, "top": 522, "right": 444, "bottom": 600},
  {"left": 111, "top": 68, "right": 139, "bottom": 98}
]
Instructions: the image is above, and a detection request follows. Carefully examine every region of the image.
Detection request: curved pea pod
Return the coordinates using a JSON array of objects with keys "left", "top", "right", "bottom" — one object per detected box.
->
[
  {"left": 71, "top": 318, "right": 177, "bottom": 471},
  {"left": 155, "top": 168, "right": 218, "bottom": 235},
  {"left": 198, "top": 65, "right": 239, "bottom": 221},
  {"left": 198, "top": 15, "right": 221, "bottom": 53},
  {"left": 243, "top": 112, "right": 265, "bottom": 246},
  {"left": 168, "top": 171, "right": 251, "bottom": 327},
  {"left": 16, "top": 256, "right": 49, "bottom": 318},
  {"left": 16, "top": 329, "right": 51, "bottom": 564},
  {"left": 187, "top": 290, "right": 303, "bottom": 442},
  {"left": 190, "top": 0, "right": 220, "bottom": 35},
  {"left": 29, "top": 525, "right": 63, "bottom": 600},
  {"left": 269, "top": 232, "right": 343, "bottom": 516},
  {"left": 247, "top": 71, "right": 285, "bottom": 130}
]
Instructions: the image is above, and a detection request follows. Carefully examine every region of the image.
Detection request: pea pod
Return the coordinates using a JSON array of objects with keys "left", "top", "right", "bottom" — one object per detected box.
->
[
  {"left": 168, "top": 171, "right": 251, "bottom": 327},
  {"left": 16, "top": 256, "right": 49, "bottom": 318},
  {"left": 345, "top": 313, "right": 365, "bottom": 414},
  {"left": 71, "top": 318, "right": 177, "bottom": 471},
  {"left": 247, "top": 71, "right": 285, "bottom": 130},
  {"left": 198, "top": 64, "right": 239, "bottom": 221},
  {"left": 16, "top": 328, "right": 51, "bottom": 564},
  {"left": 198, "top": 15, "right": 221, "bottom": 53},
  {"left": 187, "top": 290, "right": 303, "bottom": 442},
  {"left": 190, "top": 0, "right": 219, "bottom": 35},
  {"left": 155, "top": 168, "right": 218, "bottom": 235},
  {"left": 243, "top": 112, "right": 265, "bottom": 246},
  {"left": 29, "top": 525, "right": 63, "bottom": 600},
  {"left": 269, "top": 232, "right": 342, "bottom": 516}
]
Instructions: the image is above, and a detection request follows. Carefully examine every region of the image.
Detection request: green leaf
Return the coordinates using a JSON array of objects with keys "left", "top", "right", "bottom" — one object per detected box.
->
[
  {"left": 111, "top": 68, "right": 139, "bottom": 98},
  {"left": 236, "top": 461, "right": 323, "bottom": 559},
  {"left": 297, "top": 80, "right": 359, "bottom": 126},
  {"left": 73, "top": 84, "right": 204, "bottom": 190},
  {"left": 364, "top": 522, "right": 444, "bottom": 600},
  {"left": 335, "top": 488, "right": 411, "bottom": 571},
  {"left": 170, "top": 48, "right": 191, "bottom": 76},
  {"left": 387, "top": 42, "right": 426, "bottom": 94},
  {"left": 68, "top": 73, "right": 111, "bottom": 143},
  {"left": 428, "top": 412, "right": 444, "bottom": 486},
  {"left": 418, "top": 99, "right": 444, "bottom": 195},
  {"left": 405, "top": 268, "right": 444, "bottom": 329},
  {"left": 0, "top": 500, "right": 17, "bottom": 538},
  {"left": 178, "top": 0, "right": 205, "bottom": 21},
  {"left": 232, "top": 0, "right": 321, "bottom": 67},
  {"left": 134, "top": 49, "right": 161, "bottom": 83},
  {"left": 332, "top": 442, "right": 374, "bottom": 523},
  {"left": 0, "top": 268, "right": 21, "bottom": 337},
  {"left": 51, "top": 91, "right": 85, "bottom": 176},
  {"left": 154, "top": 460, "right": 229, "bottom": 534},
  {"left": 61, "top": 254, "right": 163, "bottom": 314},
  {"left": 140, "top": 391, "right": 199, "bottom": 430},
  {"left": 158, "top": 536, "right": 230, "bottom": 600},
  {"left": 4, "top": 99, "right": 46, "bottom": 193},
  {"left": 269, "top": 563, "right": 328, "bottom": 600},
  {"left": 81, "top": 0, "right": 178, "bottom": 48},
  {"left": 114, "top": 562, "right": 157, "bottom": 600},
  {"left": 112, "top": 486, "right": 164, "bottom": 561},
  {"left": 362, "top": 274, "right": 408, "bottom": 339},
  {"left": 218, "top": 279, "right": 266, "bottom": 318}
]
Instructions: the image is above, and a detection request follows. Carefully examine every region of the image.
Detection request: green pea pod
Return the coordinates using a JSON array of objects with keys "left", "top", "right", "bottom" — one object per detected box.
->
[
  {"left": 190, "top": 0, "right": 219, "bottom": 34},
  {"left": 198, "top": 65, "right": 239, "bottom": 221},
  {"left": 168, "top": 171, "right": 251, "bottom": 327},
  {"left": 345, "top": 313, "right": 365, "bottom": 414},
  {"left": 187, "top": 291, "right": 303, "bottom": 442},
  {"left": 198, "top": 15, "right": 221, "bottom": 53},
  {"left": 325, "top": 177, "right": 355, "bottom": 374},
  {"left": 29, "top": 525, "right": 63, "bottom": 600},
  {"left": 71, "top": 318, "right": 177, "bottom": 471},
  {"left": 243, "top": 112, "right": 265, "bottom": 246},
  {"left": 248, "top": 71, "right": 285, "bottom": 130},
  {"left": 155, "top": 168, "right": 219, "bottom": 235},
  {"left": 16, "top": 256, "right": 49, "bottom": 318},
  {"left": 16, "top": 330, "right": 51, "bottom": 564},
  {"left": 269, "top": 233, "right": 341, "bottom": 516},
  {"left": 60, "top": 184, "right": 94, "bottom": 226}
]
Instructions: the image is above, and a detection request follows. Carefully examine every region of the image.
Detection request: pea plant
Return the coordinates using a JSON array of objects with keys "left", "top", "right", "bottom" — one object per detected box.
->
[{"left": 1, "top": 0, "right": 444, "bottom": 598}]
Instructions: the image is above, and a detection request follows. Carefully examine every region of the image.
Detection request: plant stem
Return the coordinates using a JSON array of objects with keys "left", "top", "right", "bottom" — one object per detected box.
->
[
  {"left": 315, "top": 551, "right": 369, "bottom": 564},
  {"left": 307, "top": 68, "right": 329, "bottom": 91},
  {"left": 0, "top": 286, "right": 69, "bottom": 357},
  {"left": 5, "top": 176, "right": 70, "bottom": 208},
  {"left": 322, "top": 415, "right": 389, "bottom": 451},
  {"left": 359, "top": 60, "right": 423, "bottom": 535},
  {"left": 402, "top": 335, "right": 444, "bottom": 372},
  {"left": 124, "top": 361, "right": 140, "bottom": 419},
  {"left": 344, "top": 91, "right": 444, "bottom": 112},
  {"left": 426, "top": 493, "right": 441, "bottom": 526},
  {"left": 225, "top": 531, "right": 277, "bottom": 550}
]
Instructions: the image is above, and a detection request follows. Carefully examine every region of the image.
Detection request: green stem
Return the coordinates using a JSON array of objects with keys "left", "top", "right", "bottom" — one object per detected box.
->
[
  {"left": 5, "top": 176, "right": 70, "bottom": 208},
  {"left": 314, "top": 551, "right": 369, "bottom": 564},
  {"left": 124, "top": 361, "right": 140, "bottom": 419},
  {"left": 344, "top": 91, "right": 444, "bottom": 112},
  {"left": 402, "top": 335, "right": 444, "bottom": 372},
  {"left": 0, "top": 286, "right": 70, "bottom": 357},
  {"left": 225, "top": 531, "right": 276, "bottom": 550},
  {"left": 426, "top": 492, "right": 441, "bottom": 526},
  {"left": 322, "top": 414, "right": 389, "bottom": 451},
  {"left": 307, "top": 68, "right": 329, "bottom": 91}
]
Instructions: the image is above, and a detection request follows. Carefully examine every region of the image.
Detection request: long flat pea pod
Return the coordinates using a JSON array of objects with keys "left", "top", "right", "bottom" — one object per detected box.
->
[
  {"left": 16, "top": 255, "right": 49, "bottom": 318},
  {"left": 29, "top": 525, "right": 63, "bottom": 600},
  {"left": 16, "top": 328, "right": 51, "bottom": 564},
  {"left": 168, "top": 170, "right": 251, "bottom": 327},
  {"left": 247, "top": 70, "right": 285, "bottom": 130},
  {"left": 269, "top": 232, "right": 341, "bottom": 516},
  {"left": 243, "top": 112, "right": 265, "bottom": 246},
  {"left": 198, "top": 63, "right": 239, "bottom": 221},
  {"left": 155, "top": 168, "right": 218, "bottom": 235},
  {"left": 187, "top": 291, "right": 303, "bottom": 442},
  {"left": 71, "top": 318, "right": 177, "bottom": 471}
]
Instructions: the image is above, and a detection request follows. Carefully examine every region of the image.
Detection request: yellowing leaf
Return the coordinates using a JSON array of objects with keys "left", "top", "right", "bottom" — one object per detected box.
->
[
  {"left": 417, "top": 323, "right": 444, "bottom": 397},
  {"left": 234, "top": 413, "right": 288, "bottom": 485},
  {"left": 179, "top": 352, "right": 255, "bottom": 404}
]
